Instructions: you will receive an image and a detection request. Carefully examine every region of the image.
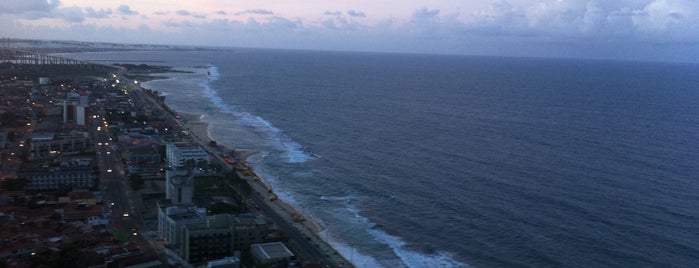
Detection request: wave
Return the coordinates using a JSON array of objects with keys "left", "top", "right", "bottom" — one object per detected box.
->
[
  {"left": 342, "top": 205, "right": 470, "bottom": 268},
  {"left": 199, "top": 65, "right": 232, "bottom": 114},
  {"left": 199, "top": 64, "right": 311, "bottom": 163},
  {"left": 319, "top": 195, "right": 358, "bottom": 202}
]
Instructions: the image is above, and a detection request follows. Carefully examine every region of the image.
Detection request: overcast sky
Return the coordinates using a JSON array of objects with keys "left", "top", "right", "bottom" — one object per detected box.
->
[{"left": 1, "top": 0, "right": 697, "bottom": 62}]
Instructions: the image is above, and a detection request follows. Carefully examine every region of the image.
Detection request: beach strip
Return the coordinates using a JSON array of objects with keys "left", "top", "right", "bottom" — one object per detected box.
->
[{"left": 137, "top": 78, "right": 350, "bottom": 267}]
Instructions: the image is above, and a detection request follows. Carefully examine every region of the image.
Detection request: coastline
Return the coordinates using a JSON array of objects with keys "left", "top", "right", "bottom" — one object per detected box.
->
[
  {"left": 137, "top": 72, "right": 349, "bottom": 267},
  {"left": 177, "top": 109, "right": 330, "bottom": 238}
]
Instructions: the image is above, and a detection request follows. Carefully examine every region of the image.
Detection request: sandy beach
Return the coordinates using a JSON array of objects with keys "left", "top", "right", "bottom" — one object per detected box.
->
[
  {"left": 179, "top": 109, "right": 330, "bottom": 235},
  {"left": 141, "top": 84, "right": 349, "bottom": 266}
]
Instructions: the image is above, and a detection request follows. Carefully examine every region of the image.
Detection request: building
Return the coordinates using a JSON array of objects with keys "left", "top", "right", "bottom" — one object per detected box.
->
[
  {"left": 28, "top": 131, "right": 92, "bottom": 160},
  {"left": 63, "top": 92, "right": 79, "bottom": 123},
  {"left": 126, "top": 145, "right": 162, "bottom": 174},
  {"left": 165, "top": 167, "right": 194, "bottom": 204},
  {"left": 249, "top": 242, "right": 295, "bottom": 268},
  {"left": 233, "top": 214, "right": 270, "bottom": 249},
  {"left": 157, "top": 203, "right": 208, "bottom": 246},
  {"left": 79, "top": 91, "right": 89, "bottom": 106},
  {"left": 62, "top": 92, "right": 89, "bottom": 125},
  {"left": 205, "top": 255, "right": 241, "bottom": 268},
  {"left": 17, "top": 158, "right": 94, "bottom": 190},
  {"left": 180, "top": 214, "right": 237, "bottom": 263},
  {"left": 166, "top": 142, "right": 210, "bottom": 168},
  {"left": 76, "top": 104, "right": 87, "bottom": 125}
]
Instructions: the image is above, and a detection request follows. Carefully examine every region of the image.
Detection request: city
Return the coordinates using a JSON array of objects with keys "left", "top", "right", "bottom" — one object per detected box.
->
[{"left": 0, "top": 46, "right": 348, "bottom": 268}]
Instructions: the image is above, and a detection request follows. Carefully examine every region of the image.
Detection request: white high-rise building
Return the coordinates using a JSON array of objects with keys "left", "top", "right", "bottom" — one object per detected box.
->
[{"left": 166, "top": 143, "right": 210, "bottom": 168}]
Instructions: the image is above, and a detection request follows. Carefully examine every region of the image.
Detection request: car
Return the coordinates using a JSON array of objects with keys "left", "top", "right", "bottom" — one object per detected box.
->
[
  {"left": 107, "top": 169, "right": 112, "bottom": 173},
  {"left": 97, "top": 142, "right": 102, "bottom": 146},
  {"left": 110, "top": 202, "right": 115, "bottom": 206},
  {"left": 106, "top": 151, "right": 111, "bottom": 155},
  {"left": 123, "top": 212, "right": 129, "bottom": 217}
]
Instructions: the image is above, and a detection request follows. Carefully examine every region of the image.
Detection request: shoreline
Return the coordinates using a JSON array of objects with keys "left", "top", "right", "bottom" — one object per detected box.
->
[
  {"left": 137, "top": 71, "right": 349, "bottom": 267},
  {"left": 177, "top": 109, "right": 330, "bottom": 235}
]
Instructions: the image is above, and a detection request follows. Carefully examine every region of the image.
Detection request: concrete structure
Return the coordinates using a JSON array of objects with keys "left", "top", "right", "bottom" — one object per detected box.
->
[
  {"left": 76, "top": 105, "right": 86, "bottom": 125},
  {"left": 233, "top": 214, "right": 270, "bottom": 249},
  {"left": 180, "top": 214, "right": 237, "bottom": 263},
  {"left": 250, "top": 242, "right": 295, "bottom": 268},
  {"left": 28, "top": 132, "right": 92, "bottom": 160},
  {"left": 157, "top": 203, "right": 207, "bottom": 246},
  {"left": 17, "top": 158, "right": 94, "bottom": 190},
  {"left": 205, "top": 255, "right": 241, "bottom": 268},
  {"left": 79, "top": 91, "right": 89, "bottom": 106},
  {"left": 63, "top": 92, "right": 80, "bottom": 123},
  {"left": 166, "top": 167, "right": 194, "bottom": 204},
  {"left": 126, "top": 145, "right": 162, "bottom": 174},
  {"left": 166, "top": 142, "right": 210, "bottom": 168}
]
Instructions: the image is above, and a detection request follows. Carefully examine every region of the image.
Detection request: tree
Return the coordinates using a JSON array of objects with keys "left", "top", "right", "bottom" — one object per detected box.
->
[{"left": 196, "top": 160, "right": 209, "bottom": 170}]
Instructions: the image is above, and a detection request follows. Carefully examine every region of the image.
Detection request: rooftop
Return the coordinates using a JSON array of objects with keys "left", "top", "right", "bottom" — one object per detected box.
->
[{"left": 250, "top": 242, "right": 294, "bottom": 261}]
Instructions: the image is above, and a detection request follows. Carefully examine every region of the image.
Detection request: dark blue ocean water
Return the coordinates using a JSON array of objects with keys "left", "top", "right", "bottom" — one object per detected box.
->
[{"left": 66, "top": 50, "right": 699, "bottom": 267}]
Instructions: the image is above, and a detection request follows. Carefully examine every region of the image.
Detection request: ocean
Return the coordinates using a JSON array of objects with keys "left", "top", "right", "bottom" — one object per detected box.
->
[{"left": 64, "top": 49, "right": 699, "bottom": 267}]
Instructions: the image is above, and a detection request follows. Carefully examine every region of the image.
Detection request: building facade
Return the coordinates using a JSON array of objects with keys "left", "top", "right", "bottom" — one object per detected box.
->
[
  {"left": 166, "top": 143, "right": 210, "bottom": 168},
  {"left": 165, "top": 168, "right": 194, "bottom": 204},
  {"left": 29, "top": 132, "right": 92, "bottom": 160},
  {"left": 180, "top": 214, "right": 237, "bottom": 263},
  {"left": 18, "top": 158, "right": 94, "bottom": 190},
  {"left": 157, "top": 204, "right": 208, "bottom": 246}
]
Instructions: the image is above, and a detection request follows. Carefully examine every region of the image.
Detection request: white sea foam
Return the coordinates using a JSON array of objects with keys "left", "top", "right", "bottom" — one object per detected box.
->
[
  {"left": 199, "top": 65, "right": 233, "bottom": 114},
  {"left": 340, "top": 204, "right": 470, "bottom": 268},
  {"left": 235, "top": 112, "right": 311, "bottom": 163},
  {"left": 152, "top": 63, "right": 468, "bottom": 268},
  {"left": 199, "top": 64, "right": 311, "bottom": 163}
]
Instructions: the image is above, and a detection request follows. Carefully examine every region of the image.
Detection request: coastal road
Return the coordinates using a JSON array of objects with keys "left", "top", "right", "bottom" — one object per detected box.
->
[{"left": 123, "top": 71, "right": 349, "bottom": 267}]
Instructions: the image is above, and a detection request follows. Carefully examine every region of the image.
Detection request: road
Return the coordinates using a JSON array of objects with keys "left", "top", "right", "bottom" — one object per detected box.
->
[
  {"left": 91, "top": 107, "right": 161, "bottom": 262},
  {"left": 114, "top": 71, "right": 349, "bottom": 267}
]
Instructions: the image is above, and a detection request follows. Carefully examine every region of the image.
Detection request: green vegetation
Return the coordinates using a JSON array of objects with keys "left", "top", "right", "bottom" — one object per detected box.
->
[
  {"left": 225, "top": 171, "right": 252, "bottom": 195},
  {"left": 194, "top": 175, "right": 224, "bottom": 193}
]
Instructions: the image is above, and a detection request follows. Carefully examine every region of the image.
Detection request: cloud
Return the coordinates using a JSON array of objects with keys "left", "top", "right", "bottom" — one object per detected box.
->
[
  {"left": 411, "top": 7, "right": 440, "bottom": 20},
  {"left": 347, "top": 10, "right": 366, "bottom": 17},
  {"left": 1, "top": 0, "right": 696, "bottom": 63},
  {"left": 235, "top": 9, "right": 274, "bottom": 16},
  {"left": 0, "top": 0, "right": 60, "bottom": 14},
  {"left": 162, "top": 20, "right": 194, "bottom": 28},
  {"left": 117, "top": 5, "right": 138, "bottom": 16},
  {"left": 54, "top": 6, "right": 84, "bottom": 23},
  {"left": 176, "top": 10, "right": 206, "bottom": 19},
  {"left": 84, "top": 7, "right": 112, "bottom": 19},
  {"left": 632, "top": 0, "right": 697, "bottom": 34}
]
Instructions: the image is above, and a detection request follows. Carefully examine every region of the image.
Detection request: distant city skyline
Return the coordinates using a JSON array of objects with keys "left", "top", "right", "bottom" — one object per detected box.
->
[{"left": 1, "top": 0, "right": 697, "bottom": 62}]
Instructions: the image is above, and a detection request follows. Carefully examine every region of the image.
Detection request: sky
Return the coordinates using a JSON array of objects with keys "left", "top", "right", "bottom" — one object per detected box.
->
[{"left": 1, "top": 0, "right": 698, "bottom": 62}]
